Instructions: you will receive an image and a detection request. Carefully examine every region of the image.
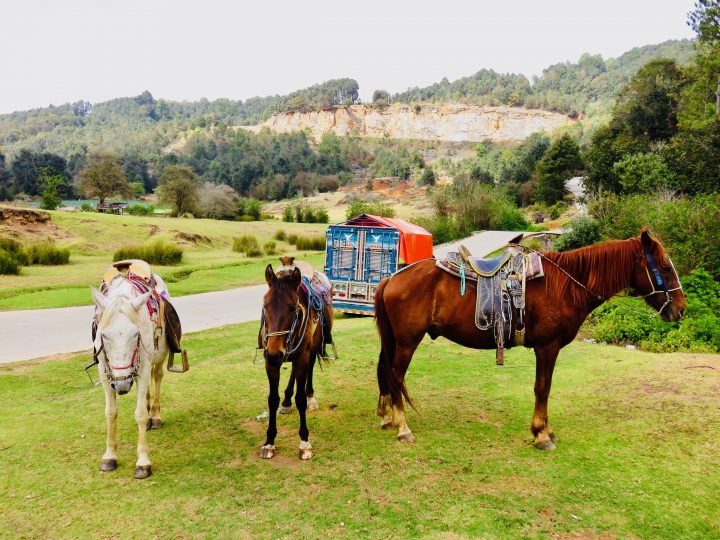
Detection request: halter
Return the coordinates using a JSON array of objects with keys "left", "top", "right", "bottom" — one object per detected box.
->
[
  {"left": 639, "top": 251, "right": 683, "bottom": 316},
  {"left": 94, "top": 333, "right": 142, "bottom": 383}
]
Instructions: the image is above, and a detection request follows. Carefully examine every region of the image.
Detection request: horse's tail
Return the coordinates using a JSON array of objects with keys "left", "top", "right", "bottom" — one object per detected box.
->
[{"left": 374, "top": 277, "right": 413, "bottom": 410}]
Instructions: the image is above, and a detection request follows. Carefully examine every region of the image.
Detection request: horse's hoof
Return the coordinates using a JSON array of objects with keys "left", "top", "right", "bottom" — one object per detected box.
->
[
  {"left": 299, "top": 441, "right": 313, "bottom": 460},
  {"left": 535, "top": 440, "right": 557, "bottom": 451},
  {"left": 279, "top": 406, "right": 293, "bottom": 414},
  {"left": 260, "top": 444, "right": 276, "bottom": 459},
  {"left": 397, "top": 431, "right": 415, "bottom": 443},
  {"left": 549, "top": 433, "right": 559, "bottom": 443},
  {"left": 134, "top": 465, "right": 152, "bottom": 479},
  {"left": 147, "top": 418, "right": 162, "bottom": 430},
  {"left": 99, "top": 459, "right": 117, "bottom": 472},
  {"left": 381, "top": 420, "right": 394, "bottom": 430},
  {"left": 307, "top": 397, "right": 319, "bottom": 411}
]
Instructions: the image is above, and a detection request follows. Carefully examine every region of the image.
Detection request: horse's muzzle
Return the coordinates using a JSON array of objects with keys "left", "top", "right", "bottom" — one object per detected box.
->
[
  {"left": 111, "top": 379, "right": 133, "bottom": 395},
  {"left": 264, "top": 350, "right": 285, "bottom": 367}
]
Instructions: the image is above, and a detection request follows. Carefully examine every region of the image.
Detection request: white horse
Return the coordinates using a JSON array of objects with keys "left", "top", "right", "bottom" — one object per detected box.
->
[{"left": 91, "top": 273, "right": 170, "bottom": 479}]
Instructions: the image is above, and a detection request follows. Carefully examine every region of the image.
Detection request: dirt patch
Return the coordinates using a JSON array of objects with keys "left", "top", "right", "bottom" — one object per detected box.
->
[
  {"left": 173, "top": 231, "right": 212, "bottom": 245},
  {"left": 0, "top": 206, "right": 74, "bottom": 241},
  {"left": 142, "top": 224, "right": 160, "bottom": 236}
]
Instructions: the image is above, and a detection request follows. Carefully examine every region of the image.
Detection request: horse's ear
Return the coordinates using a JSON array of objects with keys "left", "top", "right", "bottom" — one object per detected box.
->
[
  {"left": 265, "top": 264, "right": 276, "bottom": 287},
  {"left": 640, "top": 227, "right": 653, "bottom": 250},
  {"left": 90, "top": 287, "right": 107, "bottom": 310},
  {"left": 290, "top": 267, "right": 302, "bottom": 289},
  {"left": 131, "top": 291, "right": 152, "bottom": 312}
]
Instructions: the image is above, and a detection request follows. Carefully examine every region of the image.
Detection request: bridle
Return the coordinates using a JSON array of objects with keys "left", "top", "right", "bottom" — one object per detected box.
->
[
  {"left": 639, "top": 251, "right": 683, "bottom": 316},
  {"left": 94, "top": 333, "right": 142, "bottom": 383},
  {"left": 260, "top": 297, "right": 309, "bottom": 363}
]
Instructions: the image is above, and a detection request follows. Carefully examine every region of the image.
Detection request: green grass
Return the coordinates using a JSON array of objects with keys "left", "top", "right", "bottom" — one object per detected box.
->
[
  {"left": 1, "top": 317, "right": 718, "bottom": 538},
  {"left": 0, "top": 210, "right": 328, "bottom": 310}
]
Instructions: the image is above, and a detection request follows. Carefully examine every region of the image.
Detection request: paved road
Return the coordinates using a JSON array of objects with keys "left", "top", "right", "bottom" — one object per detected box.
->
[
  {"left": 433, "top": 230, "right": 526, "bottom": 260},
  {"left": 0, "top": 285, "right": 266, "bottom": 364}
]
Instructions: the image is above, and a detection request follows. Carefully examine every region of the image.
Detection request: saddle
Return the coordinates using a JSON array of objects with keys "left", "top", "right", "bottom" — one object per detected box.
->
[
  {"left": 436, "top": 246, "right": 544, "bottom": 365},
  {"left": 99, "top": 259, "right": 188, "bottom": 372}
]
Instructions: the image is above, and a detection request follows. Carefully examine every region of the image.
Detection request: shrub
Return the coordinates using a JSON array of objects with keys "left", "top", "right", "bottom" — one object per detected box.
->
[
  {"left": 274, "top": 230, "right": 287, "bottom": 241},
  {"left": 345, "top": 199, "right": 397, "bottom": 219},
  {"left": 127, "top": 204, "right": 156, "bottom": 216},
  {"left": 295, "top": 236, "right": 326, "bottom": 251},
  {"left": 80, "top": 202, "right": 95, "bottom": 212},
  {"left": 245, "top": 246, "right": 263, "bottom": 257},
  {"left": 0, "top": 238, "right": 24, "bottom": 274},
  {"left": 282, "top": 206, "right": 294, "bottom": 222},
  {"left": 287, "top": 234, "right": 299, "bottom": 245},
  {"left": 264, "top": 241, "right": 277, "bottom": 255},
  {"left": 232, "top": 235, "right": 259, "bottom": 254},
  {"left": 237, "top": 198, "right": 262, "bottom": 221},
  {"left": 24, "top": 242, "right": 70, "bottom": 265},
  {"left": 315, "top": 207, "right": 329, "bottom": 224},
  {"left": 553, "top": 215, "right": 603, "bottom": 252},
  {"left": 548, "top": 201, "right": 568, "bottom": 220},
  {"left": 113, "top": 241, "right": 183, "bottom": 265},
  {"left": 419, "top": 168, "right": 436, "bottom": 186}
]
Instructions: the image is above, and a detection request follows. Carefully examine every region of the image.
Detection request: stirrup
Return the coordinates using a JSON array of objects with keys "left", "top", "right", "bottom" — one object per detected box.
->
[
  {"left": 321, "top": 342, "right": 339, "bottom": 361},
  {"left": 167, "top": 349, "right": 189, "bottom": 373}
]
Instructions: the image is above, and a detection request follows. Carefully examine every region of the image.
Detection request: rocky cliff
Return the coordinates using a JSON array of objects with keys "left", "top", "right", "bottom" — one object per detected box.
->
[{"left": 240, "top": 104, "right": 573, "bottom": 144}]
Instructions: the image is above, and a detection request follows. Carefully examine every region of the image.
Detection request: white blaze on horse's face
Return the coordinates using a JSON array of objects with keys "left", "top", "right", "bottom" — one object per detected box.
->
[{"left": 92, "top": 287, "right": 152, "bottom": 392}]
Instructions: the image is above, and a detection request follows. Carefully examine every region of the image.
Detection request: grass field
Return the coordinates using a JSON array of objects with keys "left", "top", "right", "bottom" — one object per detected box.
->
[
  {"left": 0, "top": 210, "right": 328, "bottom": 310},
  {"left": 2, "top": 317, "right": 718, "bottom": 539}
]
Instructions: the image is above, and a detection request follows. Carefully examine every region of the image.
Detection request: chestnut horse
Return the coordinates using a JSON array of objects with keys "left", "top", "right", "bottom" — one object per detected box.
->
[{"left": 374, "top": 228, "right": 686, "bottom": 449}]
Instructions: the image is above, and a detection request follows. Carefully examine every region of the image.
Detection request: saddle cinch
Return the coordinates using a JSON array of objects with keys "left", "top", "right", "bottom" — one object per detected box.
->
[
  {"left": 436, "top": 245, "right": 544, "bottom": 366},
  {"left": 98, "top": 259, "right": 188, "bottom": 373}
]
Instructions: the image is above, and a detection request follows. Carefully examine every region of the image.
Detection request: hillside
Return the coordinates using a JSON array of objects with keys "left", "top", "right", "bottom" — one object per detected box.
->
[{"left": 0, "top": 40, "right": 694, "bottom": 160}]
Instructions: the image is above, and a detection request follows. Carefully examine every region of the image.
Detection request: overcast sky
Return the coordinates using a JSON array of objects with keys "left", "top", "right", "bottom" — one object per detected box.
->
[{"left": 0, "top": 0, "right": 696, "bottom": 114}]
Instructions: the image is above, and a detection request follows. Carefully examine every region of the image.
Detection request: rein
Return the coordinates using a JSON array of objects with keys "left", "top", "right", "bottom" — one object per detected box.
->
[
  {"left": 259, "top": 297, "right": 310, "bottom": 364},
  {"left": 95, "top": 333, "right": 142, "bottom": 383}
]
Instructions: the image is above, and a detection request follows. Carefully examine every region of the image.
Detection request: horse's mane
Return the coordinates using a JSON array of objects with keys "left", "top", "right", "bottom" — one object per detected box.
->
[{"left": 541, "top": 238, "right": 642, "bottom": 305}]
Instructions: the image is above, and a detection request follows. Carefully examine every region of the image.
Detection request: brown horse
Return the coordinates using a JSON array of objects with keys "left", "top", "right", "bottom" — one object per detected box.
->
[
  {"left": 259, "top": 264, "right": 333, "bottom": 460},
  {"left": 374, "top": 228, "right": 686, "bottom": 449}
]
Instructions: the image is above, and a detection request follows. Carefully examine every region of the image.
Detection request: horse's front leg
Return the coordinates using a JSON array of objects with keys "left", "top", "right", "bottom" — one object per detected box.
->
[
  {"left": 306, "top": 353, "right": 318, "bottom": 411},
  {"left": 532, "top": 343, "right": 560, "bottom": 450},
  {"left": 294, "top": 359, "right": 313, "bottom": 459},
  {"left": 148, "top": 358, "right": 164, "bottom": 429},
  {"left": 99, "top": 378, "right": 118, "bottom": 472},
  {"left": 261, "top": 363, "right": 281, "bottom": 459},
  {"left": 280, "top": 364, "right": 295, "bottom": 414},
  {"left": 133, "top": 365, "right": 153, "bottom": 479}
]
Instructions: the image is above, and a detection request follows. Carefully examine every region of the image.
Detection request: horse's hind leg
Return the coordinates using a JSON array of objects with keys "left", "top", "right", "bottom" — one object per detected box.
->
[
  {"left": 261, "top": 363, "right": 281, "bottom": 459},
  {"left": 148, "top": 359, "right": 164, "bottom": 429},
  {"left": 306, "top": 354, "right": 318, "bottom": 411},
  {"left": 532, "top": 344, "right": 560, "bottom": 450},
  {"left": 377, "top": 350, "right": 393, "bottom": 430},
  {"left": 280, "top": 364, "right": 295, "bottom": 414},
  {"left": 100, "top": 379, "right": 118, "bottom": 472},
  {"left": 390, "top": 342, "right": 422, "bottom": 443}
]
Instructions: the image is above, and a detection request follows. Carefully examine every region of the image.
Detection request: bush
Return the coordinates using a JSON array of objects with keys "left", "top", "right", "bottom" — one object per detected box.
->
[
  {"left": 345, "top": 199, "right": 397, "bottom": 219},
  {"left": 24, "top": 242, "right": 70, "bottom": 265},
  {"left": 232, "top": 235, "right": 260, "bottom": 254},
  {"left": 80, "top": 202, "right": 95, "bottom": 212},
  {"left": 245, "top": 246, "right": 263, "bottom": 257},
  {"left": 0, "top": 238, "right": 25, "bottom": 274},
  {"left": 419, "top": 168, "right": 436, "bottom": 186},
  {"left": 264, "top": 241, "right": 277, "bottom": 255},
  {"left": 237, "top": 198, "right": 262, "bottom": 221},
  {"left": 274, "top": 230, "right": 287, "bottom": 241},
  {"left": 295, "top": 236, "right": 326, "bottom": 251},
  {"left": 287, "top": 234, "right": 299, "bottom": 245},
  {"left": 282, "top": 206, "right": 294, "bottom": 222},
  {"left": 126, "top": 204, "right": 156, "bottom": 216},
  {"left": 586, "top": 268, "right": 720, "bottom": 353},
  {"left": 113, "top": 241, "right": 183, "bottom": 265},
  {"left": 548, "top": 201, "right": 568, "bottom": 220},
  {"left": 553, "top": 215, "right": 603, "bottom": 252},
  {"left": 415, "top": 216, "right": 459, "bottom": 245}
]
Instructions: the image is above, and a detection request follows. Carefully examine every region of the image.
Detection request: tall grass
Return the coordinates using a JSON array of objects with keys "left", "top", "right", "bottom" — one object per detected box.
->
[
  {"left": 295, "top": 236, "right": 326, "bottom": 251},
  {"left": 24, "top": 242, "right": 71, "bottom": 265},
  {"left": 233, "top": 235, "right": 262, "bottom": 257},
  {"left": 113, "top": 241, "right": 184, "bottom": 265}
]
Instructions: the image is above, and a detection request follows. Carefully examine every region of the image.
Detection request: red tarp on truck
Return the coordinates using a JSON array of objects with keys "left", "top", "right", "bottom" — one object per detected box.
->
[{"left": 344, "top": 214, "right": 434, "bottom": 264}]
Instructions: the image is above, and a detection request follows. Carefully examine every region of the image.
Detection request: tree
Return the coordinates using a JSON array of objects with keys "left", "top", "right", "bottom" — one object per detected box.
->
[
  {"left": 372, "top": 90, "right": 391, "bottom": 107},
  {"left": 533, "top": 134, "right": 583, "bottom": 204},
  {"left": 197, "top": 182, "right": 239, "bottom": 219},
  {"left": 39, "top": 168, "right": 66, "bottom": 210},
  {"left": 10, "top": 150, "right": 68, "bottom": 196},
  {"left": 611, "top": 59, "right": 685, "bottom": 142},
  {"left": 612, "top": 153, "right": 677, "bottom": 193},
  {"left": 76, "top": 152, "right": 132, "bottom": 205},
  {"left": 157, "top": 165, "right": 201, "bottom": 216},
  {"left": 123, "top": 154, "right": 154, "bottom": 193}
]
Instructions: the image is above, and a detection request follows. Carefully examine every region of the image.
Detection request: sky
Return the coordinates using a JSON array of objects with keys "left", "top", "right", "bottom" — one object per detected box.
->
[{"left": 0, "top": 0, "right": 697, "bottom": 115}]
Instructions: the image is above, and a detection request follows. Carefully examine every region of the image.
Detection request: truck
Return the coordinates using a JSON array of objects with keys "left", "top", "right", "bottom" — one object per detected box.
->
[{"left": 324, "top": 214, "right": 433, "bottom": 315}]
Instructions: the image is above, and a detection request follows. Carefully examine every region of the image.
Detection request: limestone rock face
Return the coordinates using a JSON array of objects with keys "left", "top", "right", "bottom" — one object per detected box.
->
[{"left": 240, "top": 104, "right": 573, "bottom": 144}]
